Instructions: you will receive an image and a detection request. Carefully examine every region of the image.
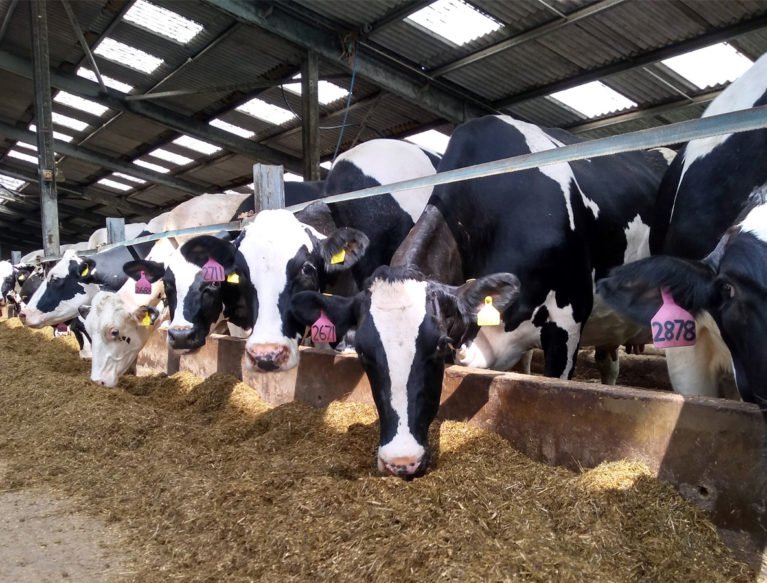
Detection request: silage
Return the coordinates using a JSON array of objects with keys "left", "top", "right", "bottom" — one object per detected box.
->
[{"left": 0, "top": 319, "right": 755, "bottom": 582}]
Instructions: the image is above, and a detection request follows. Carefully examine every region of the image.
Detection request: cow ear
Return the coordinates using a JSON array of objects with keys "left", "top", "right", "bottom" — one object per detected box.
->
[
  {"left": 291, "top": 290, "right": 361, "bottom": 338},
  {"left": 78, "top": 304, "right": 91, "bottom": 319},
  {"left": 132, "top": 305, "right": 160, "bottom": 326},
  {"left": 124, "top": 259, "right": 165, "bottom": 283},
  {"left": 71, "top": 257, "right": 96, "bottom": 281},
  {"left": 181, "top": 235, "right": 236, "bottom": 269},
  {"left": 321, "top": 228, "right": 369, "bottom": 272},
  {"left": 456, "top": 273, "right": 521, "bottom": 318},
  {"left": 596, "top": 256, "right": 716, "bottom": 324}
]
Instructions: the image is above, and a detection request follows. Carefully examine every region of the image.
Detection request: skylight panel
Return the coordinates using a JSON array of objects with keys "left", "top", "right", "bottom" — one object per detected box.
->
[
  {"left": 29, "top": 124, "right": 75, "bottom": 142},
  {"left": 113, "top": 172, "right": 146, "bottom": 184},
  {"left": 123, "top": 0, "right": 203, "bottom": 44},
  {"left": 283, "top": 74, "right": 349, "bottom": 105},
  {"left": 210, "top": 118, "right": 254, "bottom": 139},
  {"left": 662, "top": 43, "right": 753, "bottom": 90},
  {"left": 236, "top": 98, "right": 295, "bottom": 125},
  {"left": 0, "top": 174, "right": 26, "bottom": 190},
  {"left": 284, "top": 172, "right": 303, "bottom": 182},
  {"left": 51, "top": 112, "right": 89, "bottom": 132},
  {"left": 7, "top": 150, "right": 38, "bottom": 164},
  {"left": 54, "top": 91, "right": 109, "bottom": 117},
  {"left": 95, "top": 38, "right": 163, "bottom": 74},
  {"left": 405, "top": 129, "right": 450, "bottom": 154},
  {"left": 134, "top": 159, "right": 170, "bottom": 174},
  {"left": 148, "top": 148, "right": 194, "bottom": 166},
  {"left": 16, "top": 141, "right": 36, "bottom": 151},
  {"left": 77, "top": 68, "right": 134, "bottom": 93},
  {"left": 97, "top": 178, "right": 133, "bottom": 192},
  {"left": 407, "top": 0, "right": 502, "bottom": 47},
  {"left": 173, "top": 135, "right": 220, "bottom": 155},
  {"left": 549, "top": 81, "right": 636, "bottom": 118}
]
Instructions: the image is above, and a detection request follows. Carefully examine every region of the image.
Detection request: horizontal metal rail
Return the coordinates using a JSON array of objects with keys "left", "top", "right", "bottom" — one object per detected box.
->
[{"left": 39, "top": 104, "right": 767, "bottom": 260}]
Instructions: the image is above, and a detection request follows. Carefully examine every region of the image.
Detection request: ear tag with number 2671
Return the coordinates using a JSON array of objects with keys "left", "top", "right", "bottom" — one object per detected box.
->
[
  {"left": 651, "top": 288, "right": 696, "bottom": 348},
  {"left": 311, "top": 310, "right": 337, "bottom": 343}
]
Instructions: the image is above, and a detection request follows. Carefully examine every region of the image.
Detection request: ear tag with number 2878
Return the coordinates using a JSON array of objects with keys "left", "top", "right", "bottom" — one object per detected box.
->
[
  {"left": 650, "top": 288, "right": 696, "bottom": 348},
  {"left": 135, "top": 271, "right": 151, "bottom": 295}
]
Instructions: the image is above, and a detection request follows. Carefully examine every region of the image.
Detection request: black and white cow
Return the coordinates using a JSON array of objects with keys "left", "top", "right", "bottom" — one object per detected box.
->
[
  {"left": 140, "top": 139, "right": 441, "bottom": 363},
  {"left": 596, "top": 53, "right": 767, "bottom": 460},
  {"left": 291, "top": 114, "right": 670, "bottom": 477}
]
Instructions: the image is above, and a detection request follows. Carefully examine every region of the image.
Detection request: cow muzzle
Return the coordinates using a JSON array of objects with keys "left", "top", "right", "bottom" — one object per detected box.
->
[
  {"left": 244, "top": 343, "right": 290, "bottom": 372},
  {"left": 377, "top": 451, "right": 430, "bottom": 480},
  {"left": 167, "top": 325, "right": 203, "bottom": 352},
  {"left": 18, "top": 308, "right": 44, "bottom": 328}
]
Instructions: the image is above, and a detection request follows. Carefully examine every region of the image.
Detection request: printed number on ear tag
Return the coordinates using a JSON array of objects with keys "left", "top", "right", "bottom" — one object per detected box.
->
[
  {"left": 141, "top": 312, "right": 152, "bottom": 327},
  {"left": 54, "top": 323, "right": 69, "bottom": 337},
  {"left": 226, "top": 272, "right": 240, "bottom": 284},
  {"left": 202, "top": 257, "right": 225, "bottom": 282},
  {"left": 330, "top": 248, "right": 346, "bottom": 265},
  {"left": 135, "top": 271, "right": 152, "bottom": 295},
  {"left": 477, "top": 296, "right": 501, "bottom": 326},
  {"left": 311, "top": 310, "right": 337, "bottom": 343},
  {"left": 650, "top": 288, "right": 696, "bottom": 348}
]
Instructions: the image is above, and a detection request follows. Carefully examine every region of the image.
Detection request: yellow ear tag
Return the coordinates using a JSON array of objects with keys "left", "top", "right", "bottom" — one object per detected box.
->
[
  {"left": 477, "top": 296, "right": 501, "bottom": 326},
  {"left": 141, "top": 313, "right": 152, "bottom": 327},
  {"left": 80, "top": 265, "right": 89, "bottom": 277},
  {"left": 226, "top": 272, "right": 240, "bottom": 284},
  {"left": 330, "top": 248, "right": 346, "bottom": 265}
]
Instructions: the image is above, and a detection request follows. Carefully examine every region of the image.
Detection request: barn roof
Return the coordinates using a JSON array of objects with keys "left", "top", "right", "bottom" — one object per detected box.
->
[{"left": 0, "top": 0, "right": 765, "bottom": 254}]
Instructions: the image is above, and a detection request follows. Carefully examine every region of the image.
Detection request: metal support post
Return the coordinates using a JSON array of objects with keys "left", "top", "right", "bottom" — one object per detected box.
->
[
  {"left": 252, "top": 164, "right": 285, "bottom": 213},
  {"left": 106, "top": 217, "right": 126, "bottom": 244},
  {"left": 11, "top": 250, "right": 20, "bottom": 265},
  {"left": 301, "top": 51, "right": 320, "bottom": 181}
]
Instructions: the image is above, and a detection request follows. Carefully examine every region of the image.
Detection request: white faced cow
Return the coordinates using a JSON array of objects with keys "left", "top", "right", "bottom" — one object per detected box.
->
[
  {"left": 146, "top": 139, "right": 440, "bottom": 364},
  {"left": 291, "top": 115, "right": 670, "bottom": 477}
]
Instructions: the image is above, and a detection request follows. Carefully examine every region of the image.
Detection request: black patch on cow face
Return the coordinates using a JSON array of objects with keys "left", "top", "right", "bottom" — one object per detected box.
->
[
  {"left": 277, "top": 242, "right": 325, "bottom": 341},
  {"left": 36, "top": 260, "right": 89, "bottom": 313},
  {"left": 166, "top": 267, "right": 225, "bottom": 350},
  {"left": 532, "top": 305, "right": 549, "bottom": 327},
  {"left": 540, "top": 322, "right": 573, "bottom": 379}
]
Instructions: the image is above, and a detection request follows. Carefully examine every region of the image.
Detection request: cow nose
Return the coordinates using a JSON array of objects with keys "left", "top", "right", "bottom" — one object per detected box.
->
[
  {"left": 167, "top": 326, "right": 193, "bottom": 345},
  {"left": 379, "top": 454, "right": 428, "bottom": 480},
  {"left": 244, "top": 343, "right": 289, "bottom": 372},
  {"left": 18, "top": 311, "right": 26, "bottom": 323}
]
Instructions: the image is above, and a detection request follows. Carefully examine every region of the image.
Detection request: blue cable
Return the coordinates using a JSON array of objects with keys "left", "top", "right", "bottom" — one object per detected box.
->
[{"left": 332, "top": 42, "right": 358, "bottom": 165}]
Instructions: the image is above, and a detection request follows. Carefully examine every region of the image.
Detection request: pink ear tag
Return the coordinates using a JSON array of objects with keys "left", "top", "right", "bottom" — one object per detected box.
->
[
  {"left": 650, "top": 288, "right": 696, "bottom": 348},
  {"left": 135, "top": 271, "right": 152, "bottom": 295},
  {"left": 311, "top": 310, "right": 337, "bottom": 343},
  {"left": 201, "top": 257, "right": 225, "bottom": 282}
]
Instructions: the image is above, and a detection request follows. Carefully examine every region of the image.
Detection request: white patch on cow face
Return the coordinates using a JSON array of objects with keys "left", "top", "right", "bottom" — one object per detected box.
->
[
  {"left": 240, "top": 210, "right": 324, "bottom": 370},
  {"left": 167, "top": 247, "right": 202, "bottom": 331},
  {"left": 368, "top": 278, "right": 428, "bottom": 468},
  {"left": 623, "top": 214, "right": 651, "bottom": 264},
  {"left": 498, "top": 116, "right": 599, "bottom": 229},
  {"left": 22, "top": 250, "right": 98, "bottom": 328},
  {"left": 85, "top": 291, "right": 155, "bottom": 387},
  {"left": 740, "top": 202, "right": 767, "bottom": 242},
  {"left": 332, "top": 139, "right": 436, "bottom": 223}
]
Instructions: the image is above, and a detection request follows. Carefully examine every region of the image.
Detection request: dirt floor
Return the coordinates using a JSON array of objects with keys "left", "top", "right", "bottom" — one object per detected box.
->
[{"left": 0, "top": 318, "right": 761, "bottom": 582}]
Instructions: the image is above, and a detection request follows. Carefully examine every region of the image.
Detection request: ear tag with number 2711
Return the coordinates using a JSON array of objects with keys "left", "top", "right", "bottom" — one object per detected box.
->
[
  {"left": 311, "top": 310, "right": 337, "bottom": 343},
  {"left": 650, "top": 288, "right": 696, "bottom": 348},
  {"left": 202, "top": 257, "right": 225, "bottom": 282}
]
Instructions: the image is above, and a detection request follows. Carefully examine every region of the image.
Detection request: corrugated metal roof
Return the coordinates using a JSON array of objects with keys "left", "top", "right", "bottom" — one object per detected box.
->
[{"left": 0, "top": 0, "right": 764, "bottom": 253}]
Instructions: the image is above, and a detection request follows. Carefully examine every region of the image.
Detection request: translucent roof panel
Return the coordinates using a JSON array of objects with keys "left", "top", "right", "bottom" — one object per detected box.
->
[
  {"left": 54, "top": 91, "right": 109, "bottom": 117},
  {"left": 97, "top": 178, "right": 133, "bottom": 192},
  {"left": 28, "top": 124, "right": 75, "bottom": 143},
  {"left": 406, "top": 0, "right": 503, "bottom": 47},
  {"left": 50, "top": 113, "right": 89, "bottom": 132},
  {"left": 77, "top": 67, "right": 134, "bottom": 94},
  {"left": 134, "top": 159, "right": 170, "bottom": 174},
  {"left": 282, "top": 75, "right": 349, "bottom": 106},
  {"left": 95, "top": 38, "right": 163, "bottom": 74},
  {"left": 113, "top": 172, "right": 146, "bottom": 185},
  {"left": 123, "top": 0, "right": 203, "bottom": 45},
  {"left": 173, "top": 135, "right": 221, "bottom": 155},
  {"left": 284, "top": 172, "right": 303, "bottom": 182},
  {"left": 236, "top": 98, "right": 296, "bottom": 125},
  {"left": 210, "top": 118, "right": 255, "bottom": 139},
  {"left": 7, "top": 150, "right": 38, "bottom": 164},
  {"left": 549, "top": 81, "right": 637, "bottom": 118},
  {"left": 0, "top": 174, "right": 26, "bottom": 191},
  {"left": 405, "top": 129, "right": 450, "bottom": 154},
  {"left": 149, "top": 148, "right": 194, "bottom": 166},
  {"left": 662, "top": 42, "right": 753, "bottom": 90}
]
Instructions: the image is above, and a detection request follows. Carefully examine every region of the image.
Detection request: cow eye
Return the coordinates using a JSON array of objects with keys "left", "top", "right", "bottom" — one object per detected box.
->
[
  {"left": 109, "top": 328, "right": 120, "bottom": 339},
  {"left": 718, "top": 281, "right": 735, "bottom": 301},
  {"left": 207, "top": 281, "right": 220, "bottom": 289},
  {"left": 302, "top": 263, "right": 316, "bottom": 277}
]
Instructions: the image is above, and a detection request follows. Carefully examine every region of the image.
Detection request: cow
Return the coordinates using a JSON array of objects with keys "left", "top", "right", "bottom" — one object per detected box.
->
[
  {"left": 289, "top": 115, "right": 670, "bottom": 477},
  {"left": 141, "top": 139, "right": 441, "bottom": 365},
  {"left": 18, "top": 193, "right": 242, "bottom": 330},
  {"left": 595, "top": 53, "right": 767, "bottom": 462},
  {"left": 0, "top": 260, "right": 15, "bottom": 305}
]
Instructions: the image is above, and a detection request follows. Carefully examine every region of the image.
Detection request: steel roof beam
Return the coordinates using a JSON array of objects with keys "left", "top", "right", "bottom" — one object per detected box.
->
[{"left": 203, "top": 0, "right": 492, "bottom": 123}]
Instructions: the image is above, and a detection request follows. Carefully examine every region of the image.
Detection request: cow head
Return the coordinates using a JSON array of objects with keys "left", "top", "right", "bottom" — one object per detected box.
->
[
  {"left": 0, "top": 260, "right": 14, "bottom": 305},
  {"left": 19, "top": 250, "right": 100, "bottom": 328},
  {"left": 234, "top": 209, "right": 368, "bottom": 372},
  {"left": 291, "top": 266, "right": 520, "bottom": 478},
  {"left": 597, "top": 203, "right": 767, "bottom": 423},
  {"left": 79, "top": 291, "right": 160, "bottom": 387}
]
